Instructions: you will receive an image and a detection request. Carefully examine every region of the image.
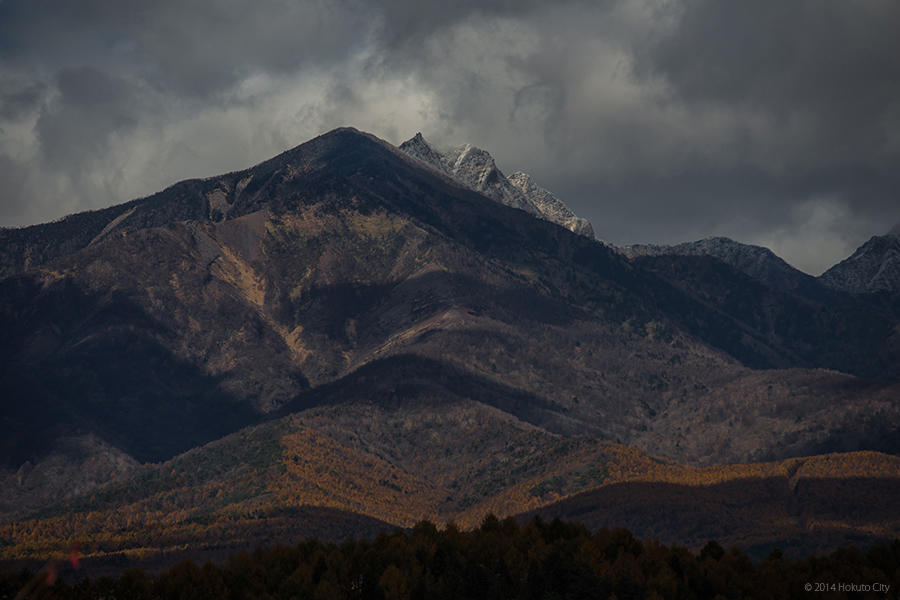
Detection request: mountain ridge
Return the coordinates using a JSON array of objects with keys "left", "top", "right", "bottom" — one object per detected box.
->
[
  {"left": 0, "top": 128, "right": 892, "bottom": 289},
  {"left": 621, "top": 236, "right": 814, "bottom": 290}
]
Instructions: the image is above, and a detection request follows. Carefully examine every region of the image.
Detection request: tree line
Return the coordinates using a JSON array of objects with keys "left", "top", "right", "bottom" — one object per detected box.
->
[{"left": 2, "top": 515, "right": 898, "bottom": 599}]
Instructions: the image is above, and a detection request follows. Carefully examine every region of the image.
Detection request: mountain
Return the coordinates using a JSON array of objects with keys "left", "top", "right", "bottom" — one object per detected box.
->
[
  {"left": 621, "top": 237, "right": 900, "bottom": 379},
  {"left": 2, "top": 126, "right": 898, "bottom": 463},
  {"left": 2, "top": 127, "right": 900, "bottom": 568},
  {"left": 819, "top": 225, "right": 900, "bottom": 294},
  {"left": 398, "top": 133, "right": 594, "bottom": 238}
]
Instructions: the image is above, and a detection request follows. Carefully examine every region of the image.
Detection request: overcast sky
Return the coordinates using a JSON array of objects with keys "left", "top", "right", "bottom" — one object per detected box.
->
[{"left": 1, "top": 0, "right": 898, "bottom": 274}]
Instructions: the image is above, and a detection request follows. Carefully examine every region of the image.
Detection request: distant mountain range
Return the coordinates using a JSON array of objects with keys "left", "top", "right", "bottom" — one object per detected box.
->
[
  {"left": 624, "top": 230, "right": 900, "bottom": 296},
  {"left": 1, "top": 128, "right": 898, "bottom": 568}
]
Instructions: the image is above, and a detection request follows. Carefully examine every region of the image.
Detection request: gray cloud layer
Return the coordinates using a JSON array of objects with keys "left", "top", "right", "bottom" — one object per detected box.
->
[{"left": 1, "top": 0, "right": 898, "bottom": 274}]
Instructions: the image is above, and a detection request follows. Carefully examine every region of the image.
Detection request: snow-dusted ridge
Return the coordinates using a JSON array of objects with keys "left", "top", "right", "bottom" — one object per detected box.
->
[
  {"left": 398, "top": 133, "right": 595, "bottom": 239},
  {"left": 507, "top": 172, "right": 595, "bottom": 238},
  {"left": 621, "top": 236, "right": 814, "bottom": 289},
  {"left": 819, "top": 224, "right": 900, "bottom": 294}
]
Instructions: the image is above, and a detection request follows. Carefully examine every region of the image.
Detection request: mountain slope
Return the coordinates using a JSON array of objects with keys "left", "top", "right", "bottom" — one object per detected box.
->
[{"left": 2, "top": 127, "right": 900, "bottom": 539}]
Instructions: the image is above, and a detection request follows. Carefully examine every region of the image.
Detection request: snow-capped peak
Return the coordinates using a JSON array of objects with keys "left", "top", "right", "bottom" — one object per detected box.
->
[
  {"left": 398, "top": 133, "right": 594, "bottom": 238},
  {"left": 398, "top": 132, "right": 445, "bottom": 168}
]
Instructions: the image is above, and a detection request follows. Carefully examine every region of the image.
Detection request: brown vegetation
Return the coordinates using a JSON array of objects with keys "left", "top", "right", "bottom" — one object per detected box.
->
[{"left": 1, "top": 401, "right": 897, "bottom": 565}]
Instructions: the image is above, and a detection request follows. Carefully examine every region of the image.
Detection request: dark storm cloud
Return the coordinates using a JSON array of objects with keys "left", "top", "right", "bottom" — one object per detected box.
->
[
  {"left": 632, "top": 0, "right": 900, "bottom": 170},
  {"left": 0, "top": 77, "right": 44, "bottom": 121},
  {"left": 0, "top": 0, "right": 898, "bottom": 274},
  {"left": 608, "top": 0, "right": 900, "bottom": 271},
  {"left": 372, "top": 0, "right": 580, "bottom": 48},
  {"left": 0, "top": 0, "right": 369, "bottom": 95},
  {"left": 36, "top": 67, "right": 144, "bottom": 168}
]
